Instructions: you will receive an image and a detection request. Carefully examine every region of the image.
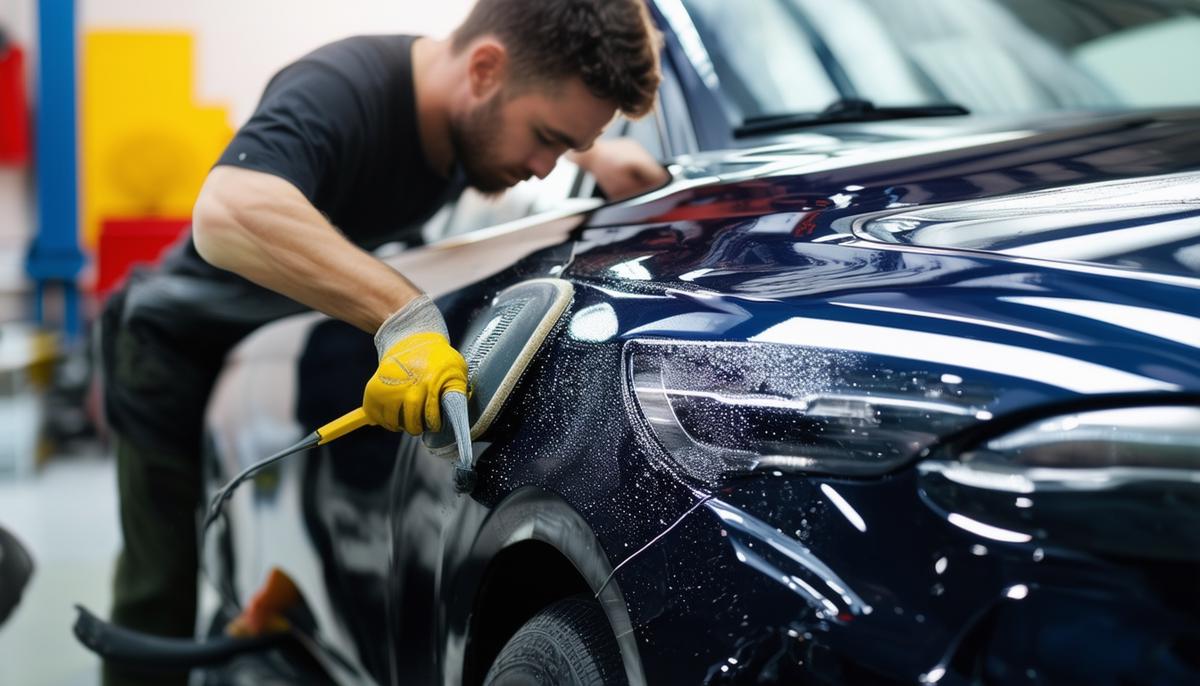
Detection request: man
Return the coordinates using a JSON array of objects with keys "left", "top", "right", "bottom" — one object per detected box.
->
[{"left": 97, "top": 1, "right": 664, "bottom": 683}]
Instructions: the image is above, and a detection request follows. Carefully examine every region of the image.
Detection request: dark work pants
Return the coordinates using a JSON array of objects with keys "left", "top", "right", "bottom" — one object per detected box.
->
[
  {"left": 103, "top": 434, "right": 202, "bottom": 686},
  {"left": 97, "top": 270, "right": 264, "bottom": 685}
]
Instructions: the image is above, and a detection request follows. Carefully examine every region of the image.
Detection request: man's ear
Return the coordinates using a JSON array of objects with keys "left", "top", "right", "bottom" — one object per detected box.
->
[{"left": 466, "top": 39, "right": 508, "bottom": 100}]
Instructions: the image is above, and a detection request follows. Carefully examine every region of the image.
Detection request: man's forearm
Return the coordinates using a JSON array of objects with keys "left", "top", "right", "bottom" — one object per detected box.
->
[
  {"left": 568, "top": 137, "right": 669, "bottom": 201},
  {"left": 193, "top": 166, "right": 421, "bottom": 333}
]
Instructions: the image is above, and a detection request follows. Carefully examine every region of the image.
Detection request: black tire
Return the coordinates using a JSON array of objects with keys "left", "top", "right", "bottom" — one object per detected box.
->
[
  {"left": 0, "top": 525, "right": 34, "bottom": 628},
  {"left": 484, "top": 595, "right": 628, "bottom": 686}
]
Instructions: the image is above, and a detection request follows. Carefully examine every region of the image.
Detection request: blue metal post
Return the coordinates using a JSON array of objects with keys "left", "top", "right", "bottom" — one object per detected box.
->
[{"left": 27, "top": 0, "right": 84, "bottom": 341}]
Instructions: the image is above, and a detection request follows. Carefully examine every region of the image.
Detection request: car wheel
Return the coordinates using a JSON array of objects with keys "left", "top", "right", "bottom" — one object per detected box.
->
[{"left": 484, "top": 595, "right": 627, "bottom": 686}]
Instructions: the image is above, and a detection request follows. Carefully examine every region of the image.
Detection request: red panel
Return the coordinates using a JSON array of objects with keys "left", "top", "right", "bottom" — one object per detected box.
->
[
  {"left": 96, "top": 217, "right": 191, "bottom": 297},
  {"left": 0, "top": 43, "right": 30, "bottom": 165}
]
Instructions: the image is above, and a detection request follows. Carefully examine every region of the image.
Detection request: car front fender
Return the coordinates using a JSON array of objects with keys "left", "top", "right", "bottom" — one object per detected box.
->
[{"left": 438, "top": 485, "right": 646, "bottom": 686}]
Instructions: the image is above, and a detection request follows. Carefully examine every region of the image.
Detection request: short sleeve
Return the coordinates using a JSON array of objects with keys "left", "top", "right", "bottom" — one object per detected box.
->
[{"left": 216, "top": 62, "right": 367, "bottom": 206}]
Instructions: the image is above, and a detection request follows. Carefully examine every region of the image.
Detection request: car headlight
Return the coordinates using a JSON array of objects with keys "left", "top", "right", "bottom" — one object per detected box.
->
[
  {"left": 625, "top": 339, "right": 991, "bottom": 481},
  {"left": 919, "top": 405, "right": 1200, "bottom": 558}
]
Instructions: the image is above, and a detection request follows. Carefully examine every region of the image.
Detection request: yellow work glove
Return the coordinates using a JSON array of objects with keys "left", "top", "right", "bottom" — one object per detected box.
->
[{"left": 364, "top": 296, "right": 468, "bottom": 434}]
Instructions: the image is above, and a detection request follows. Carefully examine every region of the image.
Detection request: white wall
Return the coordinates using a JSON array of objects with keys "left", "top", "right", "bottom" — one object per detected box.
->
[
  {"left": 81, "top": 0, "right": 475, "bottom": 124},
  {"left": 0, "top": 0, "right": 36, "bottom": 46}
]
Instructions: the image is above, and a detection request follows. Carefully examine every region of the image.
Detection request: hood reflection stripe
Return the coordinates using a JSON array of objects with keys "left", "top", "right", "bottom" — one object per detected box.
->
[
  {"left": 998, "top": 215, "right": 1200, "bottom": 262},
  {"left": 841, "top": 239, "right": 1200, "bottom": 289},
  {"left": 833, "top": 301, "right": 1076, "bottom": 342},
  {"left": 751, "top": 317, "right": 1177, "bottom": 394},
  {"left": 1003, "top": 297, "right": 1200, "bottom": 349}
]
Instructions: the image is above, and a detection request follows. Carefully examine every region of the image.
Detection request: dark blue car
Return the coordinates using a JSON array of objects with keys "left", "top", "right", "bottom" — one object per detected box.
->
[{"left": 198, "top": 1, "right": 1200, "bottom": 684}]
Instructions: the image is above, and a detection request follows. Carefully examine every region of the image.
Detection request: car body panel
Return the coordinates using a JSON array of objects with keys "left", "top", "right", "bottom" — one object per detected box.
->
[
  {"left": 203, "top": 2, "right": 1200, "bottom": 682},
  {"left": 206, "top": 108, "right": 1200, "bottom": 684}
]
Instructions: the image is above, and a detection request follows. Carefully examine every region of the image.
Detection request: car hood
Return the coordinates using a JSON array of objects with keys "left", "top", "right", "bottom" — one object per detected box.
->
[
  {"left": 563, "top": 109, "right": 1200, "bottom": 448},
  {"left": 578, "top": 106, "right": 1200, "bottom": 296}
]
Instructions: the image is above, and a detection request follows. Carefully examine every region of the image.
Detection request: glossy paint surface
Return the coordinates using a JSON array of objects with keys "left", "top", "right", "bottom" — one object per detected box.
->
[
  {"left": 204, "top": 105, "right": 1200, "bottom": 686},
  {"left": 201, "top": 14, "right": 1200, "bottom": 686}
]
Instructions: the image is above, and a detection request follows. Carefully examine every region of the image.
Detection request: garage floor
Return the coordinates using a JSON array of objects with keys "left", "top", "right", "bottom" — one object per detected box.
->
[{"left": 0, "top": 447, "right": 118, "bottom": 686}]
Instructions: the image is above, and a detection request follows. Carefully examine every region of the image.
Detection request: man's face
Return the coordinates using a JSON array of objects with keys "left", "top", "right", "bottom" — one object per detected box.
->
[{"left": 450, "top": 77, "right": 616, "bottom": 194}]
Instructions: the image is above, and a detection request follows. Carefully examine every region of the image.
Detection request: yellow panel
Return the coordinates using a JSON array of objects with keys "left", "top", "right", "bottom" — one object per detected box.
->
[{"left": 81, "top": 31, "right": 234, "bottom": 248}]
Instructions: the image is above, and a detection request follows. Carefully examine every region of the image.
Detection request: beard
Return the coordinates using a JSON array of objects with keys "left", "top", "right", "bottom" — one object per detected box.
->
[{"left": 449, "top": 93, "right": 515, "bottom": 195}]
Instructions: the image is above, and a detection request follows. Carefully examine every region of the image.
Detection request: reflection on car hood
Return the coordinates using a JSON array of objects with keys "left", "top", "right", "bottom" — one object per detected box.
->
[
  {"left": 589, "top": 109, "right": 1200, "bottom": 280},
  {"left": 843, "top": 171, "right": 1200, "bottom": 280},
  {"left": 567, "top": 109, "right": 1200, "bottom": 423}
]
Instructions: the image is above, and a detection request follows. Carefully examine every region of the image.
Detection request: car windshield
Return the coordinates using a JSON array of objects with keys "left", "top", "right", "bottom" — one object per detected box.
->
[{"left": 677, "top": 0, "right": 1200, "bottom": 122}]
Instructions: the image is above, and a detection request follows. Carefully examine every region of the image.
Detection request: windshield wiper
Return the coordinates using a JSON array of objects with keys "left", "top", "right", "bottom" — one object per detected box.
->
[{"left": 734, "top": 98, "right": 969, "bottom": 137}]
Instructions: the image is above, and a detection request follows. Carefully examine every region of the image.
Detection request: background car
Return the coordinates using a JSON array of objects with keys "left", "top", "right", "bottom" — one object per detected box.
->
[{"left": 199, "top": 1, "right": 1200, "bottom": 684}]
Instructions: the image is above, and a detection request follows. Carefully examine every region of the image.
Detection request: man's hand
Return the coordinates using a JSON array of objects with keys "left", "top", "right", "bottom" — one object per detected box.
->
[
  {"left": 364, "top": 296, "right": 468, "bottom": 434},
  {"left": 366, "top": 333, "right": 468, "bottom": 433},
  {"left": 569, "top": 137, "right": 670, "bottom": 201}
]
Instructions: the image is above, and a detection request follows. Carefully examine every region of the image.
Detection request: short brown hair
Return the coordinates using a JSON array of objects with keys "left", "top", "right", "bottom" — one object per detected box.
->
[{"left": 452, "top": 0, "right": 661, "bottom": 118}]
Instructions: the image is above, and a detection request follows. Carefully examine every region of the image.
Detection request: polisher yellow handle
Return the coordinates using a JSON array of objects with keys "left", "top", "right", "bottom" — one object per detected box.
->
[{"left": 316, "top": 407, "right": 372, "bottom": 445}]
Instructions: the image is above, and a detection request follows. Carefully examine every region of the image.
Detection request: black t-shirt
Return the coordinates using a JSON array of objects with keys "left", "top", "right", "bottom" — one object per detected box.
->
[
  {"left": 159, "top": 33, "right": 462, "bottom": 299},
  {"left": 104, "top": 34, "right": 463, "bottom": 452},
  {"left": 214, "top": 34, "right": 457, "bottom": 249}
]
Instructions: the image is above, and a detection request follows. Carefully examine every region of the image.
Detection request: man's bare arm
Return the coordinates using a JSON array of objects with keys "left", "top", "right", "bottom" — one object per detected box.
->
[{"left": 192, "top": 165, "right": 421, "bottom": 333}]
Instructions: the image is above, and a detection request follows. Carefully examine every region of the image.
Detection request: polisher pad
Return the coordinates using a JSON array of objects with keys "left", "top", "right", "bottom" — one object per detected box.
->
[{"left": 423, "top": 278, "right": 575, "bottom": 457}]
